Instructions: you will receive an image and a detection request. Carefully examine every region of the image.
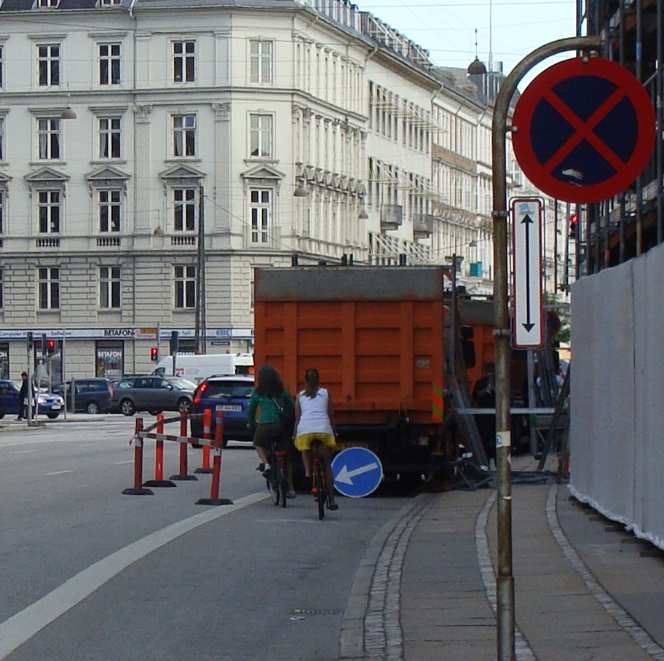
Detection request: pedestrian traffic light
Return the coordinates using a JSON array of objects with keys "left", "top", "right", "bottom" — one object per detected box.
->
[
  {"left": 569, "top": 213, "right": 578, "bottom": 238},
  {"left": 46, "top": 339, "right": 56, "bottom": 355},
  {"left": 150, "top": 347, "right": 159, "bottom": 362}
]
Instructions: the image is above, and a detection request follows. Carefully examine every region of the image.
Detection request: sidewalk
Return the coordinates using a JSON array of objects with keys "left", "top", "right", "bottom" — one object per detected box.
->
[
  {"left": 400, "top": 457, "right": 664, "bottom": 661},
  {"left": 0, "top": 413, "right": 118, "bottom": 431}
]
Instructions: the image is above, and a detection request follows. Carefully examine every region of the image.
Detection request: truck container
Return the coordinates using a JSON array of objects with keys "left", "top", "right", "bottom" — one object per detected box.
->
[{"left": 254, "top": 266, "right": 447, "bottom": 478}]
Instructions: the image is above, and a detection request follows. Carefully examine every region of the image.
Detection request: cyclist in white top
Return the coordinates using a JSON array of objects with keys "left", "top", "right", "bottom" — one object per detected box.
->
[{"left": 293, "top": 368, "right": 338, "bottom": 510}]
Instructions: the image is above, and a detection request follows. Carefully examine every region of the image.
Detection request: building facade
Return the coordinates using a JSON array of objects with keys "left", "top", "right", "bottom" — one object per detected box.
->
[{"left": 0, "top": 0, "right": 516, "bottom": 382}]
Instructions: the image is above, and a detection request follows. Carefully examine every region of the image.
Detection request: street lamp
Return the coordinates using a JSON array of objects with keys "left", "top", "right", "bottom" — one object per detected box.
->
[{"left": 60, "top": 106, "right": 77, "bottom": 120}]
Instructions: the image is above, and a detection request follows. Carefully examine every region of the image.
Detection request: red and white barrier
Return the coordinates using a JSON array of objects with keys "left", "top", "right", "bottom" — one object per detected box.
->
[
  {"left": 196, "top": 407, "right": 233, "bottom": 506},
  {"left": 123, "top": 408, "right": 232, "bottom": 505},
  {"left": 122, "top": 418, "right": 154, "bottom": 496}
]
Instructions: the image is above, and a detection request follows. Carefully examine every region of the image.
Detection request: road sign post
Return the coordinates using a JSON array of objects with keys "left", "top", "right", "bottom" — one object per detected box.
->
[
  {"left": 331, "top": 448, "right": 383, "bottom": 498},
  {"left": 511, "top": 198, "right": 544, "bottom": 348},
  {"left": 492, "top": 36, "right": 602, "bottom": 661}
]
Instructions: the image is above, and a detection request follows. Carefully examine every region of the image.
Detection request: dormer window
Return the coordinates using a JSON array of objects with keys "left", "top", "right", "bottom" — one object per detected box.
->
[
  {"left": 99, "top": 0, "right": 121, "bottom": 5},
  {"left": 37, "top": 0, "right": 59, "bottom": 7}
]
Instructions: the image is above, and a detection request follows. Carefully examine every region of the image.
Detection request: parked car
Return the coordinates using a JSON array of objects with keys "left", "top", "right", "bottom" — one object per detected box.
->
[
  {"left": 112, "top": 376, "right": 195, "bottom": 416},
  {"left": 54, "top": 378, "right": 114, "bottom": 414},
  {"left": 0, "top": 380, "right": 64, "bottom": 419},
  {"left": 190, "top": 375, "right": 254, "bottom": 446}
]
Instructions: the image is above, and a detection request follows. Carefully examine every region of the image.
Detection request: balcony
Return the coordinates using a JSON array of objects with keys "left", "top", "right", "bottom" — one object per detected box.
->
[
  {"left": 413, "top": 214, "right": 434, "bottom": 238},
  {"left": 36, "top": 237, "right": 60, "bottom": 248},
  {"left": 380, "top": 204, "right": 403, "bottom": 231},
  {"left": 170, "top": 234, "right": 197, "bottom": 247},
  {"left": 97, "top": 236, "right": 122, "bottom": 248}
]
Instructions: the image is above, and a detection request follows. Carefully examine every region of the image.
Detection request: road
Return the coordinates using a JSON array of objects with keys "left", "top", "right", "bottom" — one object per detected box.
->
[{"left": 0, "top": 417, "right": 412, "bottom": 660}]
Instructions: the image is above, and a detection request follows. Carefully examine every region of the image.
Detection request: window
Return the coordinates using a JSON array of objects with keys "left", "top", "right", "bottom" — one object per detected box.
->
[
  {"left": 38, "top": 44, "right": 60, "bottom": 87},
  {"left": 99, "top": 117, "right": 121, "bottom": 159},
  {"left": 173, "top": 41, "right": 195, "bottom": 83},
  {"left": 249, "top": 189, "right": 271, "bottom": 244},
  {"left": 38, "top": 0, "right": 59, "bottom": 7},
  {"left": 0, "top": 343, "right": 8, "bottom": 379},
  {"left": 173, "top": 114, "right": 196, "bottom": 157},
  {"left": 99, "top": 190, "right": 121, "bottom": 233},
  {"left": 0, "top": 191, "right": 3, "bottom": 234},
  {"left": 0, "top": 116, "right": 4, "bottom": 160},
  {"left": 174, "top": 265, "right": 196, "bottom": 309},
  {"left": 174, "top": 188, "right": 196, "bottom": 232},
  {"left": 38, "top": 267, "right": 59, "bottom": 310},
  {"left": 38, "top": 118, "right": 61, "bottom": 160},
  {"left": 0, "top": 45, "right": 3, "bottom": 88},
  {"left": 99, "top": 0, "right": 121, "bottom": 6},
  {"left": 99, "top": 266, "right": 121, "bottom": 309},
  {"left": 99, "top": 43, "right": 121, "bottom": 85},
  {"left": 249, "top": 40, "right": 272, "bottom": 84},
  {"left": 0, "top": 270, "right": 2, "bottom": 309},
  {"left": 249, "top": 114, "right": 272, "bottom": 158},
  {"left": 38, "top": 191, "right": 60, "bottom": 234},
  {"left": 95, "top": 342, "right": 123, "bottom": 379}
]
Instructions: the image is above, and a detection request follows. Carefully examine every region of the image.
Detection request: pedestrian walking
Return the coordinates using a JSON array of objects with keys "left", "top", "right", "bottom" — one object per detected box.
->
[
  {"left": 247, "top": 364, "right": 296, "bottom": 497},
  {"left": 17, "top": 372, "right": 36, "bottom": 420}
]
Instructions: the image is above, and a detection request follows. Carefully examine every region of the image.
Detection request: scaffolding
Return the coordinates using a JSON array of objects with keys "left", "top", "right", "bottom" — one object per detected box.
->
[{"left": 580, "top": 0, "right": 663, "bottom": 274}]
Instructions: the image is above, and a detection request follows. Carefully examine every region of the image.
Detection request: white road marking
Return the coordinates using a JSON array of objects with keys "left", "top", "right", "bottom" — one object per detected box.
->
[
  {"left": 114, "top": 460, "right": 133, "bottom": 465},
  {"left": 44, "top": 470, "right": 73, "bottom": 476},
  {"left": 0, "top": 490, "right": 268, "bottom": 660},
  {"left": 8, "top": 450, "right": 38, "bottom": 455}
]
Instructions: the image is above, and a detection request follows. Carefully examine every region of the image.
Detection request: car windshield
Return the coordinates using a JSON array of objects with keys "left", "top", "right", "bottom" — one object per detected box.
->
[
  {"left": 205, "top": 381, "right": 254, "bottom": 399},
  {"left": 168, "top": 378, "right": 196, "bottom": 390}
]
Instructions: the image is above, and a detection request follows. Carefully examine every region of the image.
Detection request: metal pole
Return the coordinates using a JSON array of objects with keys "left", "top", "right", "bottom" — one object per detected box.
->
[
  {"left": 657, "top": 0, "right": 663, "bottom": 245},
  {"left": 200, "top": 187, "right": 207, "bottom": 355},
  {"left": 527, "top": 350, "right": 537, "bottom": 456},
  {"left": 26, "top": 335, "right": 33, "bottom": 424},
  {"left": 62, "top": 332, "right": 67, "bottom": 421},
  {"left": 491, "top": 35, "right": 601, "bottom": 661},
  {"left": 554, "top": 200, "right": 558, "bottom": 293},
  {"left": 565, "top": 202, "right": 571, "bottom": 290},
  {"left": 619, "top": 0, "right": 626, "bottom": 263},
  {"left": 636, "top": 0, "right": 643, "bottom": 256},
  {"left": 451, "top": 253, "right": 457, "bottom": 377}
]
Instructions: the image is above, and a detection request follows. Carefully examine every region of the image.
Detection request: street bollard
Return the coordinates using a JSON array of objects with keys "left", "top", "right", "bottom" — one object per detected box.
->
[
  {"left": 197, "top": 407, "right": 232, "bottom": 506},
  {"left": 194, "top": 408, "right": 214, "bottom": 474},
  {"left": 122, "top": 418, "right": 153, "bottom": 495},
  {"left": 170, "top": 410, "right": 198, "bottom": 481},
  {"left": 144, "top": 414, "right": 176, "bottom": 488}
]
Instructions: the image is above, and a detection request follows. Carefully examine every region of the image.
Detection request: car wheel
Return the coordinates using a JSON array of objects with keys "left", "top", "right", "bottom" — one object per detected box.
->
[
  {"left": 177, "top": 398, "right": 191, "bottom": 414},
  {"left": 121, "top": 399, "right": 135, "bottom": 416},
  {"left": 86, "top": 402, "right": 100, "bottom": 415},
  {"left": 0, "top": 412, "right": 5, "bottom": 420},
  {"left": 47, "top": 412, "right": 59, "bottom": 419}
]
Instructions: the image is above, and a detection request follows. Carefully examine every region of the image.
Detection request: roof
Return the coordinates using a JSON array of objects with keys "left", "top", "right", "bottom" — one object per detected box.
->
[{"left": 432, "top": 66, "right": 486, "bottom": 106}]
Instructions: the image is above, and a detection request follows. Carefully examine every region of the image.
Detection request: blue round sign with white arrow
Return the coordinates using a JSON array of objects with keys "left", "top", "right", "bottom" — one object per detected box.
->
[{"left": 332, "top": 447, "right": 383, "bottom": 498}]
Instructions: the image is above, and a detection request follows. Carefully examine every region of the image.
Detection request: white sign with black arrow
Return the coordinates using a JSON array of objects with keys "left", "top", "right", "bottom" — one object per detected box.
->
[{"left": 511, "top": 197, "right": 544, "bottom": 348}]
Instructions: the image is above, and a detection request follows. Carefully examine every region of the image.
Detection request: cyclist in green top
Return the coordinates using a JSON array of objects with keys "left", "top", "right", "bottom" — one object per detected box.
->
[{"left": 248, "top": 364, "right": 295, "bottom": 496}]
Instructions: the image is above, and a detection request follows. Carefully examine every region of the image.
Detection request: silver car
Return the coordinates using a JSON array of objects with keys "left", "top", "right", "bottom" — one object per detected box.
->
[{"left": 113, "top": 376, "right": 195, "bottom": 416}]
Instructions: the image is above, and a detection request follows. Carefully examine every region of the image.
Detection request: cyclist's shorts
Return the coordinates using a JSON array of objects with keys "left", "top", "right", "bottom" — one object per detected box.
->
[{"left": 294, "top": 432, "right": 337, "bottom": 452}]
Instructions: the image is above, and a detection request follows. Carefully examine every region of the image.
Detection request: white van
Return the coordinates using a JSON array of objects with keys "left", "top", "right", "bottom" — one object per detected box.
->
[{"left": 152, "top": 353, "right": 253, "bottom": 383}]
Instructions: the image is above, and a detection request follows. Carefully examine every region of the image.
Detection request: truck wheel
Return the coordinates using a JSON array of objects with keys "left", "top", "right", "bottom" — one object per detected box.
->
[{"left": 121, "top": 399, "right": 135, "bottom": 416}]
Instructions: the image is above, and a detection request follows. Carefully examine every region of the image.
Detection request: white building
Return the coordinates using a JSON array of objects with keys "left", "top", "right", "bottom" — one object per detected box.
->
[{"left": 0, "top": 0, "right": 441, "bottom": 381}]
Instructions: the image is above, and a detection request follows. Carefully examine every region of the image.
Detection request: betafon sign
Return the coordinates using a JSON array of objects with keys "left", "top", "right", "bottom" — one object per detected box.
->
[{"left": 103, "top": 328, "right": 136, "bottom": 338}]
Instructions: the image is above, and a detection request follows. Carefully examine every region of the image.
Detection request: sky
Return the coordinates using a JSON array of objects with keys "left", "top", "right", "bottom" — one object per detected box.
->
[{"left": 357, "top": 0, "right": 578, "bottom": 88}]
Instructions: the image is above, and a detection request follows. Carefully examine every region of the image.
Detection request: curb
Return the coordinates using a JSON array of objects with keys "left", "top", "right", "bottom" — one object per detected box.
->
[{"left": 339, "top": 493, "right": 434, "bottom": 661}]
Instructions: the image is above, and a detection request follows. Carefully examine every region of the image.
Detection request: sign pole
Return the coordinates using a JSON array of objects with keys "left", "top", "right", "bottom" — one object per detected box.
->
[{"left": 492, "top": 35, "right": 601, "bottom": 660}]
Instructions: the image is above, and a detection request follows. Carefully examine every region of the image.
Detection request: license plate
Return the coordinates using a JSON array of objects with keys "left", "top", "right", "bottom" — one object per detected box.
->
[
  {"left": 51, "top": 404, "right": 61, "bottom": 410},
  {"left": 221, "top": 405, "right": 241, "bottom": 412}
]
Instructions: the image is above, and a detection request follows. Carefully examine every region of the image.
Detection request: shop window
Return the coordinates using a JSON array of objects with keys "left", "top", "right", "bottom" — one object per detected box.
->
[
  {"left": 0, "top": 343, "right": 8, "bottom": 379},
  {"left": 96, "top": 341, "right": 123, "bottom": 378}
]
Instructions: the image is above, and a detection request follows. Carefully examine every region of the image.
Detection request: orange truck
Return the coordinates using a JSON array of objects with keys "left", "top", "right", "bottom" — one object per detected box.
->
[{"left": 253, "top": 266, "right": 450, "bottom": 481}]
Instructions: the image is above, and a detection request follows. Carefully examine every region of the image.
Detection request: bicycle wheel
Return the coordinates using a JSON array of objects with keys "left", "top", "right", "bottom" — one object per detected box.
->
[
  {"left": 269, "top": 459, "right": 281, "bottom": 506},
  {"left": 315, "top": 462, "right": 325, "bottom": 520},
  {"left": 279, "top": 459, "right": 288, "bottom": 508}
]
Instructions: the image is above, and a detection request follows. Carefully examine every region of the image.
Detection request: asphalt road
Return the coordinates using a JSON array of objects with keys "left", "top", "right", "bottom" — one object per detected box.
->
[{"left": 0, "top": 417, "right": 410, "bottom": 660}]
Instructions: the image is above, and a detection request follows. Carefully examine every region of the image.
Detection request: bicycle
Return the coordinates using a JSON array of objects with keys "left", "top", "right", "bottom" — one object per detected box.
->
[
  {"left": 266, "top": 437, "right": 289, "bottom": 508},
  {"left": 311, "top": 439, "right": 337, "bottom": 519}
]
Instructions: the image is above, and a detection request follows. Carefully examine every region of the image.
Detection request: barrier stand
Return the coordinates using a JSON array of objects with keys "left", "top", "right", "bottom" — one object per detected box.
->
[
  {"left": 170, "top": 411, "right": 198, "bottom": 481},
  {"left": 197, "top": 407, "right": 233, "bottom": 506},
  {"left": 144, "top": 414, "right": 177, "bottom": 488},
  {"left": 122, "top": 418, "right": 154, "bottom": 495},
  {"left": 194, "top": 408, "right": 214, "bottom": 474}
]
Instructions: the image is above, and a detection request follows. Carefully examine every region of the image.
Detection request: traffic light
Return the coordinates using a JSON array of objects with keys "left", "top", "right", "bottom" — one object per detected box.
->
[
  {"left": 150, "top": 347, "right": 159, "bottom": 362},
  {"left": 46, "top": 339, "right": 56, "bottom": 355},
  {"left": 169, "top": 331, "right": 179, "bottom": 356},
  {"left": 569, "top": 213, "right": 578, "bottom": 238}
]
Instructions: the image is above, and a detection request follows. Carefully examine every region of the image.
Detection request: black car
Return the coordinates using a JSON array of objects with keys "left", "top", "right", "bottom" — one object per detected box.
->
[
  {"left": 55, "top": 378, "right": 114, "bottom": 414},
  {"left": 191, "top": 375, "right": 254, "bottom": 446}
]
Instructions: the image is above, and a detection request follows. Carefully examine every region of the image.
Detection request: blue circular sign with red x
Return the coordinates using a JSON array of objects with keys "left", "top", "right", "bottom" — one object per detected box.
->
[{"left": 513, "top": 57, "right": 656, "bottom": 204}]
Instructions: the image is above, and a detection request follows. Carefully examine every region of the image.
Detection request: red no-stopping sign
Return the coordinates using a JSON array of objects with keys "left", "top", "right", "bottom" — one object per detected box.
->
[{"left": 512, "top": 57, "right": 656, "bottom": 204}]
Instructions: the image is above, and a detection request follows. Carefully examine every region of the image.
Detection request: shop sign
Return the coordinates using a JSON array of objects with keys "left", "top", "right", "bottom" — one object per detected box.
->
[{"left": 103, "top": 328, "right": 136, "bottom": 338}]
